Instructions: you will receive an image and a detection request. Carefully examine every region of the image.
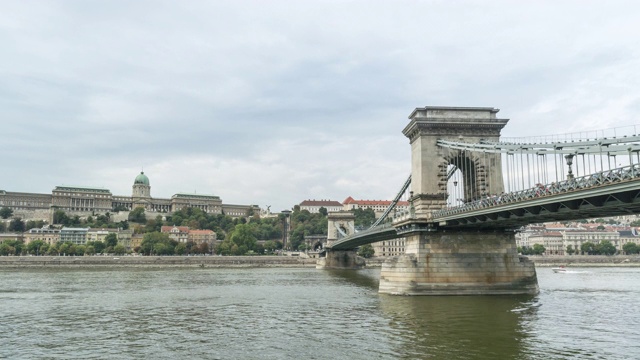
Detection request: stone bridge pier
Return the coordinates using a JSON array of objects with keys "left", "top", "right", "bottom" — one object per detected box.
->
[
  {"left": 380, "top": 106, "right": 538, "bottom": 295},
  {"left": 379, "top": 230, "right": 538, "bottom": 295}
]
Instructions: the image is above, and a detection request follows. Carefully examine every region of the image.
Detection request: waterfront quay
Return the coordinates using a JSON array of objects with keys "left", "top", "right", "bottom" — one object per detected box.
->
[
  {"left": 0, "top": 255, "right": 316, "bottom": 268},
  {"left": 527, "top": 255, "right": 640, "bottom": 267},
  {"left": 3, "top": 255, "right": 640, "bottom": 268}
]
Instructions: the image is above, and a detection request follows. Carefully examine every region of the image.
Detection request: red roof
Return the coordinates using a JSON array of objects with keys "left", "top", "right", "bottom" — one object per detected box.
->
[{"left": 189, "top": 230, "right": 214, "bottom": 235}]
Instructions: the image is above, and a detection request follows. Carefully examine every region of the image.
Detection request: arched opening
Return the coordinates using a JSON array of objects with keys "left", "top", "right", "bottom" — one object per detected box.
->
[{"left": 447, "top": 152, "right": 481, "bottom": 205}]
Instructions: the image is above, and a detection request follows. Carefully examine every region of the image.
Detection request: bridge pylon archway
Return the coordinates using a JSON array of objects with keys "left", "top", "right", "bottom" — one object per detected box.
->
[{"left": 318, "top": 211, "right": 365, "bottom": 269}]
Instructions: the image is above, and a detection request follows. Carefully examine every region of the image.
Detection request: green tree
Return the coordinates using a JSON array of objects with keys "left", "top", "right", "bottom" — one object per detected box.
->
[
  {"left": 26, "top": 240, "right": 46, "bottom": 255},
  {"left": 228, "top": 223, "right": 257, "bottom": 255},
  {"left": 0, "top": 207, "right": 14, "bottom": 219},
  {"left": 53, "top": 209, "right": 70, "bottom": 225},
  {"left": 0, "top": 243, "right": 15, "bottom": 255},
  {"left": 532, "top": 243, "right": 546, "bottom": 255},
  {"left": 84, "top": 245, "right": 96, "bottom": 255},
  {"left": 358, "top": 244, "right": 375, "bottom": 258},
  {"left": 318, "top": 207, "right": 328, "bottom": 216},
  {"left": 113, "top": 244, "right": 126, "bottom": 255},
  {"left": 128, "top": 207, "right": 147, "bottom": 223},
  {"left": 140, "top": 232, "right": 172, "bottom": 255},
  {"left": 25, "top": 220, "right": 45, "bottom": 231},
  {"left": 174, "top": 243, "right": 187, "bottom": 255},
  {"left": 596, "top": 240, "right": 616, "bottom": 255},
  {"left": 0, "top": 222, "right": 6, "bottom": 232},
  {"left": 623, "top": 242, "right": 639, "bottom": 255},
  {"left": 566, "top": 245, "right": 575, "bottom": 255},
  {"left": 8, "top": 218, "right": 25, "bottom": 232},
  {"left": 104, "top": 233, "right": 118, "bottom": 248},
  {"left": 352, "top": 208, "right": 376, "bottom": 227},
  {"left": 263, "top": 240, "right": 278, "bottom": 254},
  {"left": 581, "top": 241, "right": 597, "bottom": 255}
]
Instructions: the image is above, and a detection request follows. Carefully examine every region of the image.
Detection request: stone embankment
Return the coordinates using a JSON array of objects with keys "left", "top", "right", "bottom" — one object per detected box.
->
[
  {"left": 525, "top": 255, "right": 640, "bottom": 267},
  {"left": 0, "top": 255, "right": 317, "bottom": 268}
]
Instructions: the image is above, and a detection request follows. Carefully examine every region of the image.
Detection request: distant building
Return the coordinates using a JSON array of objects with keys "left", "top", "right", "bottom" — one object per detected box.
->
[
  {"left": 24, "top": 227, "right": 60, "bottom": 245},
  {"left": 299, "top": 200, "right": 343, "bottom": 213},
  {"left": 372, "top": 238, "right": 405, "bottom": 257},
  {"left": 342, "top": 196, "right": 410, "bottom": 217},
  {"left": 161, "top": 226, "right": 190, "bottom": 243},
  {"left": 59, "top": 227, "right": 89, "bottom": 245},
  {"left": 0, "top": 171, "right": 259, "bottom": 222}
]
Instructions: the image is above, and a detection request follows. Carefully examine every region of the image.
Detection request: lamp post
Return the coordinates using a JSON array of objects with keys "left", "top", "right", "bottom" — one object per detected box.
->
[
  {"left": 281, "top": 210, "right": 291, "bottom": 254},
  {"left": 565, "top": 154, "right": 575, "bottom": 180}
]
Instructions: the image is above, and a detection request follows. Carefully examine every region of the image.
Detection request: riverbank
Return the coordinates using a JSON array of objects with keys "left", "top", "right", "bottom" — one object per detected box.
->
[
  {"left": 0, "top": 255, "right": 317, "bottom": 268},
  {"left": 2, "top": 254, "right": 639, "bottom": 268},
  {"left": 527, "top": 255, "right": 640, "bottom": 267}
]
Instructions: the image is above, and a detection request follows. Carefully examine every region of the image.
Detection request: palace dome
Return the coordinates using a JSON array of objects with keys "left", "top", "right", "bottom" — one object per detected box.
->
[{"left": 134, "top": 171, "right": 150, "bottom": 186}]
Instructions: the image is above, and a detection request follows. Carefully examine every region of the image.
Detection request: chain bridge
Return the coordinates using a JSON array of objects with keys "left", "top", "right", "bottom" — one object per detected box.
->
[{"left": 319, "top": 106, "right": 640, "bottom": 296}]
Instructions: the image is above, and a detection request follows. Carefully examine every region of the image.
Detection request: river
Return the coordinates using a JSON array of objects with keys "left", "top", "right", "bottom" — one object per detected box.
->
[{"left": 1, "top": 266, "right": 639, "bottom": 359}]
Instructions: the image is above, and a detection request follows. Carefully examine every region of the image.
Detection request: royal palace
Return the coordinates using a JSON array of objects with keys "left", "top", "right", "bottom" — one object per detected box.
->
[{"left": 0, "top": 171, "right": 258, "bottom": 221}]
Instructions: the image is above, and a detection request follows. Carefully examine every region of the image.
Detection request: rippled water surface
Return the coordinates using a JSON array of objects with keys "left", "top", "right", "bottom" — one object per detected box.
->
[{"left": 1, "top": 266, "right": 639, "bottom": 359}]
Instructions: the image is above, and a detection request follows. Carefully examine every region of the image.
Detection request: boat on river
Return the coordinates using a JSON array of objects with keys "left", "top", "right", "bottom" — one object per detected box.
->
[{"left": 552, "top": 266, "right": 567, "bottom": 273}]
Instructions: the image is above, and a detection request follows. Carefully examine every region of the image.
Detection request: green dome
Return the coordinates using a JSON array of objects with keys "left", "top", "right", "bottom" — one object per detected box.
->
[{"left": 134, "top": 171, "right": 150, "bottom": 186}]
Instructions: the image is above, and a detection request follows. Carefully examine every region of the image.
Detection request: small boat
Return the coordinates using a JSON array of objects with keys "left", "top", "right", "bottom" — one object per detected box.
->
[{"left": 552, "top": 266, "right": 567, "bottom": 273}]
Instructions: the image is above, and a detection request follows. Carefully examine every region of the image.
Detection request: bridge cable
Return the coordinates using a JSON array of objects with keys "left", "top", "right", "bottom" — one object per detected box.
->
[{"left": 370, "top": 174, "right": 411, "bottom": 228}]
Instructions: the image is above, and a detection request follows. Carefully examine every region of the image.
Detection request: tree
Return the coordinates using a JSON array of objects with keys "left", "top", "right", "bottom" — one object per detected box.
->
[
  {"left": 128, "top": 207, "right": 147, "bottom": 223},
  {"left": 358, "top": 244, "right": 375, "bottom": 258},
  {"left": 596, "top": 240, "right": 616, "bottom": 255},
  {"left": 0, "top": 243, "right": 15, "bottom": 256},
  {"left": 581, "top": 241, "right": 597, "bottom": 255},
  {"left": 0, "top": 207, "right": 13, "bottom": 219},
  {"left": 113, "top": 244, "right": 126, "bottom": 255},
  {"left": 26, "top": 240, "right": 46, "bottom": 255},
  {"left": 174, "top": 243, "right": 187, "bottom": 255},
  {"left": 84, "top": 245, "right": 96, "bottom": 255},
  {"left": 318, "top": 207, "right": 328, "bottom": 216},
  {"left": 352, "top": 208, "right": 376, "bottom": 227},
  {"left": 53, "top": 210, "right": 70, "bottom": 225},
  {"left": 8, "top": 217, "right": 25, "bottom": 232},
  {"left": 623, "top": 242, "right": 639, "bottom": 255},
  {"left": 263, "top": 240, "right": 278, "bottom": 254},
  {"left": 227, "top": 223, "right": 257, "bottom": 255},
  {"left": 140, "top": 232, "right": 172, "bottom": 255},
  {"left": 0, "top": 222, "right": 5, "bottom": 232},
  {"left": 566, "top": 245, "right": 575, "bottom": 255},
  {"left": 532, "top": 243, "right": 546, "bottom": 255},
  {"left": 104, "top": 233, "right": 118, "bottom": 248}
]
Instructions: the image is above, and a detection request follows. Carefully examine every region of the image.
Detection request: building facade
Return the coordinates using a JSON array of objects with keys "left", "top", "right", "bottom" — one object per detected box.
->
[
  {"left": 0, "top": 171, "right": 259, "bottom": 222},
  {"left": 299, "top": 200, "right": 343, "bottom": 213}
]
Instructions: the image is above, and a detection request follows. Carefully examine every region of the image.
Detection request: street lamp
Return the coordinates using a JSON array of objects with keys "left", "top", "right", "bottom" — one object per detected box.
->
[{"left": 281, "top": 210, "right": 291, "bottom": 254}]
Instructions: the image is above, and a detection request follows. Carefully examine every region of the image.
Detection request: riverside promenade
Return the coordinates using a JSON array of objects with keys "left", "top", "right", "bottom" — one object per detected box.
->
[{"left": 0, "top": 255, "right": 317, "bottom": 268}]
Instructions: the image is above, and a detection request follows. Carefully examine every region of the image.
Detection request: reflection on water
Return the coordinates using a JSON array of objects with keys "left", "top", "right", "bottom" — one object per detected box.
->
[
  {"left": 379, "top": 294, "right": 537, "bottom": 359},
  {"left": 1, "top": 267, "right": 639, "bottom": 359}
]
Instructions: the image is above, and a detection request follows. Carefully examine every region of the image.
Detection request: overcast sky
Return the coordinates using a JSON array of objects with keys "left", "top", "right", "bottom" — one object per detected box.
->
[{"left": 2, "top": 0, "right": 640, "bottom": 212}]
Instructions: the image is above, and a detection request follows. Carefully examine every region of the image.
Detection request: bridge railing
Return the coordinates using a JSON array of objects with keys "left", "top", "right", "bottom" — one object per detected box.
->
[
  {"left": 433, "top": 163, "right": 640, "bottom": 218},
  {"left": 334, "top": 222, "right": 394, "bottom": 242}
]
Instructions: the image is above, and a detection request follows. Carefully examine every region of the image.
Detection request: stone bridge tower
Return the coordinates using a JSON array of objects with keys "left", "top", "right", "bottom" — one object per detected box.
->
[
  {"left": 379, "top": 106, "right": 538, "bottom": 295},
  {"left": 319, "top": 212, "right": 364, "bottom": 269},
  {"left": 401, "top": 107, "right": 508, "bottom": 219}
]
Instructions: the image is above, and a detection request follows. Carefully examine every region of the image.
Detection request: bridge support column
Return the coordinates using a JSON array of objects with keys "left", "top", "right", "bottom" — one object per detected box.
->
[
  {"left": 379, "top": 230, "right": 538, "bottom": 295},
  {"left": 316, "top": 250, "right": 366, "bottom": 269}
]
